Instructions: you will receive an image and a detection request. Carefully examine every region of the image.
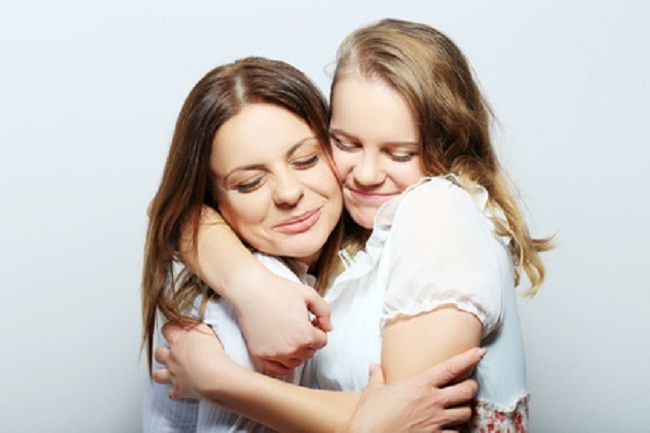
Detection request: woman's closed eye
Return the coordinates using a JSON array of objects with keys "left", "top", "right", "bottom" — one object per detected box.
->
[
  {"left": 331, "top": 136, "right": 359, "bottom": 152},
  {"left": 234, "top": 174, "right": 265, "bottom": 193},
  {"left": 291, "top": 153, "right": 320, "bottom": 169}
]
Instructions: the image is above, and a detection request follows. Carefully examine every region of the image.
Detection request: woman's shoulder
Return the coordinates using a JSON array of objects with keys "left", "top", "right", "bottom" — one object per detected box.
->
[{"left": 252, "top": 252, "right": 312, "bottom": 285}]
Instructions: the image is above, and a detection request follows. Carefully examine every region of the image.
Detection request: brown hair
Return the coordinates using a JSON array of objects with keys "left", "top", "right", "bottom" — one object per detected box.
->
[
  {"left": 332, "top": 19, "right": 553, "bottom": 294},
  {"left": 142, "top": 57, "right": 343, "bottom": 373}
]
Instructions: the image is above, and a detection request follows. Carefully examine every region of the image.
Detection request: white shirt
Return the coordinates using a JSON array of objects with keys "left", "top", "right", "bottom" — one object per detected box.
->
[
  {"left": 309, "top": 176, "right": 529, "bottom": 429},
  {"left": 143, "top": 253, "right": 313, "bottom": 433}
]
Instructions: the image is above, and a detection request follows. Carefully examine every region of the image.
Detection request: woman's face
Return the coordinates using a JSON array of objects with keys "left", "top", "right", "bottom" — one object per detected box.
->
[
  {"left": 329, "top": 74, "right": 425, "bottom": 229},
  {"left": 210, "top": 103, "right": 342, "bottom": 266}
]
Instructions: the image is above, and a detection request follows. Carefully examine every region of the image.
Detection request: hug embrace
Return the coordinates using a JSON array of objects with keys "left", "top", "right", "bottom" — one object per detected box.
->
[{"left": 142, "top": 18, "right": 552, "bottom": 433}]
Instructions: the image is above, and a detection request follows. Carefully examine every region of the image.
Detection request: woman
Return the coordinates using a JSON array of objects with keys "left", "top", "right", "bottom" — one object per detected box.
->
[
  {"left": 155, "top": 18, "right": 553, "bottom": 431},
  {"left": 143, "top": 56, "right": 480, "bottom": 432}
]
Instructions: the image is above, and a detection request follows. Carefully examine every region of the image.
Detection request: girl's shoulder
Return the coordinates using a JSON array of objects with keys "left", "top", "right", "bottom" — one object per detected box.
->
[{"left": 375, "top": 174, "right": 490, "bottom": 231}]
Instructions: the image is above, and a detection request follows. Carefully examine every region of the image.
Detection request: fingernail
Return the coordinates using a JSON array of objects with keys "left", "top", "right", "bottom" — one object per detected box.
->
[{"left": 478, "top": 348, "right": 487, "bottom": 357}]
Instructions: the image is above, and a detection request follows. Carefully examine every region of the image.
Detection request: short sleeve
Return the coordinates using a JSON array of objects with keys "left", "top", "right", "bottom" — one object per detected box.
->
[{"left": 380, "top": 178, "right": 505, "bottom": 336}]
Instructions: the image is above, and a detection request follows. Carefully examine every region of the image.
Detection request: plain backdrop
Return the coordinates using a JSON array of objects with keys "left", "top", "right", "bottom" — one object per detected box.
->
[{"left": 1, "top": 1, "right": 648, "bottom": 431}]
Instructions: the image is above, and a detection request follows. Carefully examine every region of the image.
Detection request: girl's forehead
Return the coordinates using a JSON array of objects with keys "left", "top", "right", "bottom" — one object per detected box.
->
[{"left": 330, "top": 75, "right": 418, "bottom": 141}]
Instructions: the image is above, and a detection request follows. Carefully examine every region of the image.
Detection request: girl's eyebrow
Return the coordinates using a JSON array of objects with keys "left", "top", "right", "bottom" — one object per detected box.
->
[
  {"left": 221, "top": 136, "right": 318, "bottom": 186},
  {"left": 329, "top": 128, "right": 355, "bottom": 140}
]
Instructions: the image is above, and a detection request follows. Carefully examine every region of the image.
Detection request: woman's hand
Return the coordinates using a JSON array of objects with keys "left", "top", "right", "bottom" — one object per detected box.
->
[
  {"left": 339, "top": 348, "right": 485, "bottom": 433},
  {"left": 178, "top": 205, "right": 332, "bottom": 375}
]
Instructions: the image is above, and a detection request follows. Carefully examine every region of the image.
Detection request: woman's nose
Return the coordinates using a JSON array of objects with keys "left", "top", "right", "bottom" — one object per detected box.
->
[{"left": 272, "top": 172, "right": 304, "bottom": 207}]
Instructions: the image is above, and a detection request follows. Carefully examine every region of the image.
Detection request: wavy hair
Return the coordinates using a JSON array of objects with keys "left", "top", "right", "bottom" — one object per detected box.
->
[
  {"left": 332, "top": 19, "right": 553, "bottom": 294},
  {"left": 142, "top": 57, "right": 343, "bottom": 373}
]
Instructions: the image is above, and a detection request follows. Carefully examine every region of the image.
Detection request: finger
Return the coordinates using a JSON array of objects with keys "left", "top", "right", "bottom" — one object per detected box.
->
[
  {"left": 146, "top": 199, "right": 153, "bottom": 218},
  {"left": 258, "top": 359, "right": 291, "bottom": 375},
  {"left": 168, "top": 387, "right": 182, "bottom": 401},
  {"left": 278, "top": 357, "right": 303, "bottom": 369},
  {"left": 292, "top": 346, "right": 317, "bottom": 363},
  {"left": 442, "top": 378, "right": 478, "bottom": 407},
  {"left": 441, "top": 405, "right": 473, "bottom": 426},
  {"left": 306, "top": 293, "right": 332, "bottom": 332},
  {"left": 154, "top": 347, "right": 170, "bottom": 366},
  {"left": 306, "top": 326, "right": 328, "bottom": 351},
  {"left": 429, "top": 348, "right": 486, "bottom": 387},
  {"left": 365, "top": 363, "right": 385, "bottom": 391},
  {"left": 152, "top": 368, "right": 171, "bottom": 385},
  {"left": 161, "top": 323, "right": 184, "bottom": 343},
  {"left": 287, "top": 357, "right": 308, "bottom": 368}
]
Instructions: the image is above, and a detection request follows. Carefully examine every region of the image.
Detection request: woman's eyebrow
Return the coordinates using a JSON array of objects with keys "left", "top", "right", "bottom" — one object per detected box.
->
[
  {"left": 221, "top": 136, "right": 318, "bottom": 185},
  {"left": 285, "top": 136, "right": 319, "bottom": 157}
]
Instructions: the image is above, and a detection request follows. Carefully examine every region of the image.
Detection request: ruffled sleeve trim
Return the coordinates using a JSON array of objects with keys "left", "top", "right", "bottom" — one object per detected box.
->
[
  {"left": 376, "top": 175, "right": 508, "bottom": 337},
  {"left": 381, "top": 296, "right": 490, "bottom": 331}
]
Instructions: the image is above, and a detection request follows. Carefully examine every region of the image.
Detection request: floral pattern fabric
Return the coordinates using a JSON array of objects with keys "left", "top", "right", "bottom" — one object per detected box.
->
[{"left": 468, "top": 394, "right": 529, "bottom": 432}]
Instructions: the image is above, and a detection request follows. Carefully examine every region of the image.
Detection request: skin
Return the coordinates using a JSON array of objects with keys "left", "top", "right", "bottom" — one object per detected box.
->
[
  {"left": 210, "top": 103, "right": 342, "bottom": 266},
  {"left": 155, "top": 324, "right": 483, "bottom": 433},
  {"left": 329, "top": 73, "right": 482, "bottom": 383},
  {"left": 329, "top": 73, "right": 425, "bottom": 229},
  {"left": 153, "top": 74, "right": 483, "bottom": 432}
]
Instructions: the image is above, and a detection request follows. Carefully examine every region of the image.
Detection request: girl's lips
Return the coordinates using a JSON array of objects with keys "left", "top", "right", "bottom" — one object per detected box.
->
[
  {"left": 346, "top": 186, "right": 396, "bottom": 201},
  {"left": 274, "top": 208, "right": 322, "bottom": 234}
]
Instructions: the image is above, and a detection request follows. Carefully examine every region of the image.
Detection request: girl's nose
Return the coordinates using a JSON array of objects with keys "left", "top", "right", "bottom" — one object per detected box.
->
[{"left": 352, "top": 151, "right": 385, "bottom": 186}]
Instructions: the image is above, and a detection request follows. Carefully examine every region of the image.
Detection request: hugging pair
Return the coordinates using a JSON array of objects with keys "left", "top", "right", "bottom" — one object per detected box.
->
[{"left": 143, "top": 18, "right": 551, "bottom": 433}]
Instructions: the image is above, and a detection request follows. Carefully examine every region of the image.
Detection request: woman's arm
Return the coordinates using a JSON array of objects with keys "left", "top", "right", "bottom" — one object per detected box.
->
[
  {"left": 154, "top": 324, "right": 482, "bottom": 433},
  {"left": 142, "top": 366, "right": 199, "bottom": 432},
  {"left": 180, "top": 206, "right": 332, "bottom": 373},
  {"left": 156, "top": 323, "right": 358, "bottom": 432}
]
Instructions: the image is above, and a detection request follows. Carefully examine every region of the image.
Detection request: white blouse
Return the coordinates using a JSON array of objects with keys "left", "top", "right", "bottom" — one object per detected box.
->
[
  {"left": 143, "top": 253, "right": 313, "bottom": 433},
  {"left": 310, "top": 176, "right": 529, "bottom": 430}
]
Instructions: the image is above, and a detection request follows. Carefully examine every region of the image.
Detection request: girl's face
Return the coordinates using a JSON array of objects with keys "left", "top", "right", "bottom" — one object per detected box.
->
[
  {"left": 329, "top": 74, "right": 425, "bottom": 229},
  {"left": 210, "top": 103, "right": 342, "bottom": 267}
]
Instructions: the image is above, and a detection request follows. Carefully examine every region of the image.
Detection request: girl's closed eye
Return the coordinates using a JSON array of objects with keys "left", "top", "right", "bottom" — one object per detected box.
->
[{"left": 384, "top": 148, "right": 418, "bottom": 162}]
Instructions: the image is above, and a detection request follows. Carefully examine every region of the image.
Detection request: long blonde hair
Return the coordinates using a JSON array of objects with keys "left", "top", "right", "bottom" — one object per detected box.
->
[
  {"left": 332, "top": 19, "right": 553, "bottom": 294},
  {"left": 142, "top": 57, "right": 344, "bottom": 373}
]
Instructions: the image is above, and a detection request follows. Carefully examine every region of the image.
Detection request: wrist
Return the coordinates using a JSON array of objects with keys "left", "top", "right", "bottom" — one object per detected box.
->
[{"left": 223, "top": 259, "right": 279, "bottom": 306}]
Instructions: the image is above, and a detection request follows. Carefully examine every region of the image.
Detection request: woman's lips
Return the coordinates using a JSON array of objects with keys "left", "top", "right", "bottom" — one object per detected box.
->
[{"left": 274, "top": 207, "right": 322, "bottom": 234}]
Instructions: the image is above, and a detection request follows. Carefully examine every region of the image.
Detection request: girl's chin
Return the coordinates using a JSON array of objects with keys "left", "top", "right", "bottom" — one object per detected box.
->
[{"left": 348, "top": 209, "right": 377, "bottom": 230}]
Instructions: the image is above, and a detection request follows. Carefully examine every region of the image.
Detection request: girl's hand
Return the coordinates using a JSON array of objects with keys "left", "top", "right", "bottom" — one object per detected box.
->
[
  {"left": 153, "top": 323, "right": 228, "bottom": 400},
  {"left": 179, "top": 206, "right": 332, "bottom": 374},
  {"left": 233, "top": 274, "right": 332, "bottom": 374}
]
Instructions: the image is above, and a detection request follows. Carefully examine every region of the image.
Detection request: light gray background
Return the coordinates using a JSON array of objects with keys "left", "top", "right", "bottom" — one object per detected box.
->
[{"left": 1, "top": 1, "right": 648, "bottom": 432}]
